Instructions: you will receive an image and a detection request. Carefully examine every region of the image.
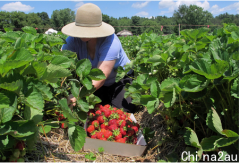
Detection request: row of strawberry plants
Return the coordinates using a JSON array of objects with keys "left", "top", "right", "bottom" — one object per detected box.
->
[
  {"left": 0, "top": 27, "right": 105, "bottom": 161},
  {"left": 118, "top": 23, "right": 239, "bottom": 161}
]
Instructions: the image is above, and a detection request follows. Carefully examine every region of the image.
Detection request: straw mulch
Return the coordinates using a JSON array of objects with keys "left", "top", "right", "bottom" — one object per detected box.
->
[{"left": 25, "top": 106, "right": 185, "bottom": 162}]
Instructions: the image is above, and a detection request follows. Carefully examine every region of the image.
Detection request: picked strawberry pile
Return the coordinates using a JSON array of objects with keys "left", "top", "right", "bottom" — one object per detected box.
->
[{"left": 86, "top": 104, "right": 140, "bottom": 144}]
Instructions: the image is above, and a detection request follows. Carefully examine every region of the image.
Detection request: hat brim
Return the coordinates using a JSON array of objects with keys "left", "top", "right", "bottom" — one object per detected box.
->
[{"left": 61, "top": 22, "right": 115, "bottom": 38}]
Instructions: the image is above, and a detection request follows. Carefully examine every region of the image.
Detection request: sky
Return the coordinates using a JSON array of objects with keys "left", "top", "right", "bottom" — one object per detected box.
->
[{"left": 0, "top": 0, "right": 239, "bottom": 19}]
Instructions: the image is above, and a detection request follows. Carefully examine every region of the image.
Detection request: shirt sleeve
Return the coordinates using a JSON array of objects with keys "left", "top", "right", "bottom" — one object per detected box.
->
[
  {"left": 99, "top": 35, "right": 120, "bottom": 61},
  {"left": 61, "top": 36, "right": 76, "bottom": 52}
]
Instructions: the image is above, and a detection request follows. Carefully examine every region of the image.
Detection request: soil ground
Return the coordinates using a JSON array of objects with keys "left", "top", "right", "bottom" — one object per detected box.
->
[{"left": 25, "top": 106, "right": 185, "bottom": 162}]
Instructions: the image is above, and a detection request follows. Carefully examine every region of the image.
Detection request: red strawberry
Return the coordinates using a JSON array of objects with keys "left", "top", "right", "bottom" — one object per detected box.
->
[
  {"left": 108, "top": 124, "right": 118, "bottom": 131},
  {"left": 119, "top": 120, "right": 126, "bottom": 127},
  {"left": 104, "top": 130, "right": 113, "bottom": 139},
  {"left": 119, "top": 114, "right": 126, "bottom": 120},
  {"left": 116, "top": 109, "right": 124, "bottom": 115},
  {"left": 123, "top": 136, "right": 129, "bottom": 142},
  {"left": 133, "top": 136, "right": 138, "bottom": 144},
  {"left": 91, "top": 120, "right": 99, "bottom": 128},
  {"left": 88, "top": 109, "right": 94, "bottom": 115},
  {"left": 135, "top": 123, "right": 140, "bottom": 129},
  {"left": 90, "top": 133, "right": 97, "bottom": 139},
  {"left": 97, "top": 116, "right": 105, "bottom": 124},
  {"left": 96, "top": 131, "right": 104, "bottom": 139},
  {"left": 104, "top": 104, "right": 111, "bottom": 109},
  {"left": 127, "top": 130, "right": 134, "bottom": 137},
  {"left": 131, "top": 126, "right": 138, "bottom": 133},
  {"left": 103, "top": 109, "right": 111, "bottom": 118},
  {"left": 112, "top": 107, "right": 117, "bottom": 111},
  {"left": 116, "top": 138, "right": 126, "bottom": 143},
  {"left": 100, "top": 123, "right": 108, "bottom": 130},
  {"left": 61, "top": 123, "right": 68, "bottom": 129},
  {"left": 95, "top": 110, "right": 102, "bottom": 116},
  {"left": 58, "top": 114, "right": 66, "bottom": 121},
  {"left": 99, "top": 137, "right": 107, "bottom": 141},
  {"left": 109, "top": 119, "right": 118, "bottom": 126},
  {"left": 94, "top": 104, "right": 102, "bottom": 110},
  {"left": 113, "top": 129, "right": 122, "bottom": 140},
  {"left": 87, "top": 125, "right": 95, "bottom": 133},
  {"left": 165, "top": 115, "right": 169, "bottom": 120},
  {"left": 15, "top": 141, "right": 25, "bottom": 150},
  {"left": 55, "top": 111, "right": 59, "bottom": 116},
  {"left": 101, "top": 128, "right": 107, "bottom": 133},
  {"left": 120, "top": 127, "right": 127, "bottom": 136}
]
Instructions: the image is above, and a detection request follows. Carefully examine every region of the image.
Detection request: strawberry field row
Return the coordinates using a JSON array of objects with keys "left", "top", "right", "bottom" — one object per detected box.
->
[{"left": 118, "top": 23, "right": 239, "bottom": 161}]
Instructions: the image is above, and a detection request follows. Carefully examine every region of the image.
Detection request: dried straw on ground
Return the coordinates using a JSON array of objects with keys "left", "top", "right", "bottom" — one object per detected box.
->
[{"left": 25, "top": 106, "right": 185, "bottom": 162}]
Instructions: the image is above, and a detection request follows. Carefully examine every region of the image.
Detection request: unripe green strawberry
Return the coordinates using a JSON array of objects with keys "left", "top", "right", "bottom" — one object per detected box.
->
[
  {"left": 13, "top": 149, "right": 20, "bottom": 158},
  {"left": 20, "top": 149, "right": 26, "bottom": 157},
  {"left": 17, "top": 158, "right": 25, "bottom": 162},
  {"left": 2, "top": 156, "right": 6, "bottom": 161}
]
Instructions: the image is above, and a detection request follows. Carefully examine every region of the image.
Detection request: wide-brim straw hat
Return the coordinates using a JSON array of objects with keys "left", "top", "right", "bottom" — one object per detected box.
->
[{"left": 62, "top": 3, "right": 115, "bottom": 38}]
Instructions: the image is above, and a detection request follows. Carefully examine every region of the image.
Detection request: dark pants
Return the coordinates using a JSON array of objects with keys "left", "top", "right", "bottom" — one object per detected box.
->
[{"left": 94, "top": 72, "right": 136, "bottom": 113}]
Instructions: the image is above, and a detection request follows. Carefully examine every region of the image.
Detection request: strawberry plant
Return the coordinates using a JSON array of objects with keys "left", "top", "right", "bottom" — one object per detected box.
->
[
  {"left": 118, "top": 23, "right": 239, "bottom": 160},
  {"left": 0, "top": 26, "right": 106, "bottom": 160}
]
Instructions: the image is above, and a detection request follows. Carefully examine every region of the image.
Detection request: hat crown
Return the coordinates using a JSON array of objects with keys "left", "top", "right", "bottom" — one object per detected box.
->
[{"left": 76, "top": 3, "right": 102, "bottom": 27}]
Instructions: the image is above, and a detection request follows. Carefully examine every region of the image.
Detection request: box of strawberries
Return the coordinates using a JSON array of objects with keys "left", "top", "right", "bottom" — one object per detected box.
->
[{"left": 83, "top": 104, "right": 147, "bottom": 157}]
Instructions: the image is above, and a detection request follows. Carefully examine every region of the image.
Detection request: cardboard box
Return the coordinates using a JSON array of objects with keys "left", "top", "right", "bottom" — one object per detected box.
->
[{"left": 83, "top": 114, "right": 147, "bottom": 157}]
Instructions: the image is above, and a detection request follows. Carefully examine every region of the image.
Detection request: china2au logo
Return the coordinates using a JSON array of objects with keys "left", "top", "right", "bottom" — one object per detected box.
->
[{"left": 181, "top": 151, "right": 238, "bottom": 162}]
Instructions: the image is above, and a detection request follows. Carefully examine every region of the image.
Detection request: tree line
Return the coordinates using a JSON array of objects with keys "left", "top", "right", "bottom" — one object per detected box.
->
[{"left": 0, "top": 4, "right": 238, "bottom": 35}]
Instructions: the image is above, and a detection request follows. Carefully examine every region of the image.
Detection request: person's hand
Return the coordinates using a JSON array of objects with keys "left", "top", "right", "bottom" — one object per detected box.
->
[{"left": 67, "top": 94, "right": 76, "bottom": 110}]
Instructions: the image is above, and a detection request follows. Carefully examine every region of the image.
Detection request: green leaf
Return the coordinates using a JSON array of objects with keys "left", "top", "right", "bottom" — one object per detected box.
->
[
  {"left": 0, "top": 93, "right": 10, "bottom": 109},
  {"left": 150, "top": 81, "right": 161, "bottom": 98},
  {"left": 77, "top": 111, "right": 87, "bottom": 123},
  {"left": 39, "top": 125, "right": 52, "bottom": 134},
  {"left": 189, "top": 59, "right": 229, "bottom": 79},
  {"left": 77, "top": 99, "right": 89, "bottom": 112},
  {"left": 41, "top": 64, "right": 71, "bottom": 83},
  {"left": 45, "top": 35, "right": 65, "bottom": 46},
  {"left": 0, "top": 106, "right": 16, "bottom": 124},
  {"left": 23, "top": 106, "right": 43, "bottom": 124},
  {"left": 85, "top": 152, "right": 96, "bottom": 161},
  {"left": 25, "top": 87, "right": 44, "bottom": 110},
  {"left": 137, "top": 74, "right": 148, "bottom": 85},
  {"left": 76, "top": 59, "right": 92, "bottom": 79},
  {"left": 2, "top": 135, "right": 9, "bottom": 146},
  {"left": 81, "top": 77, "right": 93, "bottom": 90},
  {"left": 88, "top": 68, "right": 106, "bottom": 81},
  {"left": 79, "top": 86, "right": 96, "bottom": 98},
  {"left": 163, "top": 88, "right": 176, "bottom": 108},
  {"left": 7, "top": 120, "right": 37, "bottom": 139},
  {"left": 215, "top": 137, "right": 239, "bottom": 148},
  {"left": 206, "top": 108, "right": 224, "bottom": 135},
  {"left": 200, "top": 136, "right": 222, "bottom": 151},
  {"left": 146, "top": 99, "right": 159, "bottom": 114},
  {"left": 71, "top": 81, "right": 80, "bottom": 98},
  {"left": 22, "top": 26, "right": 37, "bottom": 35},
  {"left": 68, "top": 125, "right": 86, "bottom": 152},
  {"left": 179, "top": 74, "right": 210, "bottom": 92},
  {"left": 1, "top": 32, "right": 20, "bottom": 42},
  {"left": 140, "top": 95, "right": 156, "bottom": 106},
  {"left": 9, "top": 47, "right": 34, "bottom": 61},
  {"left": 184, "top": 127, "right": 201, "bottom": 148},
  {"left": 88, "top": 94, "right": 101, "bottom": 107},
  {"left": 32, "top": 62, "right": 47, "bottom": 79},
  {"left": 59, "top": 99, "right": 78, "bottom": 122},
  {"left": 231, "top": 77, "right": 238, "bottom": 98},
  {"left": 98, "top": 147, "right": 104, "bottom": 153},
  {"left": 51, "top": 55, "right": 72, "bottom": 69},
  {"left": 160, "top": 78, "right": 180, "bottom": 93},
  {"left": 221, "top": 129, "right": 239, "bottom": 138},
  {"left": 0, "top": 80, "right": 23, "bottom": 94}
]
